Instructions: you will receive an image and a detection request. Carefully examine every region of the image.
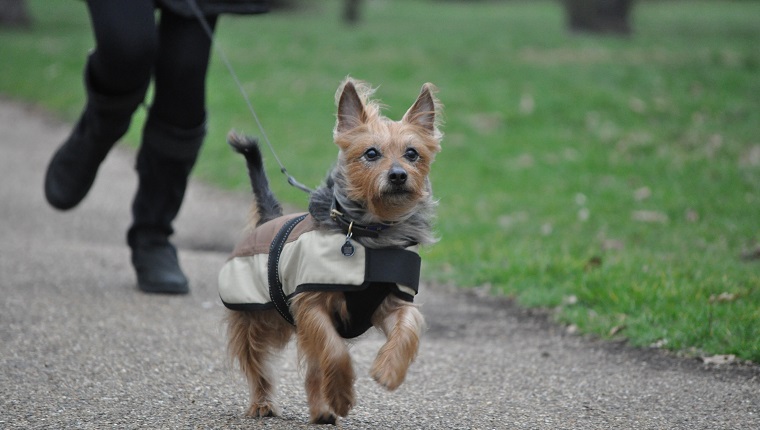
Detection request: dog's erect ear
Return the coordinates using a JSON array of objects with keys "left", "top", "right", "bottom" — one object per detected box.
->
[
  {"left": 403, "top": 83, "right": 438, "bottom": 133},
  {"left": 336, "top": 80, "right": 366, "bottom": 133}
]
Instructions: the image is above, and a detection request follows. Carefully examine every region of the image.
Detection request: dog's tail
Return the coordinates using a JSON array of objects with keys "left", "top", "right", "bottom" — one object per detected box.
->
[{"left": 227, "top": 132, "right": 283, "bottom": 227}]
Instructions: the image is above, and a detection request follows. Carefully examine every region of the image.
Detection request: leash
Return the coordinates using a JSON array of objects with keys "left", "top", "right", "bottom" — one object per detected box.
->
[{"left": 184, "top": 0, "right": 313, "bottom": 194}]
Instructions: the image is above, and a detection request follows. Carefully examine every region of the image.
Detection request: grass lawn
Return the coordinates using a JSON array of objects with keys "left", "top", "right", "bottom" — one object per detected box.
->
[{"left": 1, "top": 0, "right": 758, "bottom": 362}]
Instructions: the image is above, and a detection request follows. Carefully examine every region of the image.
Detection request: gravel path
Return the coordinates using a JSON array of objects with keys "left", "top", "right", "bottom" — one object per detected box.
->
[{"left": 1, "top": 100, "right": 758, "bottom": 429}]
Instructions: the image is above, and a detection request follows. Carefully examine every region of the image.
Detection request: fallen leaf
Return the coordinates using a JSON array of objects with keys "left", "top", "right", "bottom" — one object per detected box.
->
[
  {"left": 584, "top": 256, "right": 602, "bottom": 271},
  {"left": 498, "top": 211, "right": 528, "bottom": 230},
  {"left": 741, "top": 245, "right": 760, "bottom": 261},
  {"left": 701, "top": 354, "right": 736, "bottom": 365},
  {"left": 629, "top": 97, "right": 646, "bottom": 113},
  {"left": 709, "top": 292, "right": 738, "bottom": 303},
  {"left": 575, "top": 193, "right": 587, "bottom": 206},
  {"left": 609, "top": 325, "right": 626, "bottom": 336},
  {"left": 631, "top": 210, "right": 668, "bottom": 223},
  {"left": 563, "top": 295, "right": 578, "bottom": 306},
  {"left": 519, "top": 93, "right": 535, "bottom": 115},
  {"left": 514, "top": 153, "right": 535, "bottom": 168},
  {"left": 601, "top": 239, "right": 624, "bottom": 251},
  {"left": 578, "top": 207, "right": 590, "bottom": 222},
  {"left": 541, "top": 223, "right": 553, "bottom": 236},
  {"left": 705, "top": 134, "right": 723, "bottom": 159},
  {"left": 739, "top": 145, "right": 760, "bottom": 167},
  {"left": 467, "top": 112, "right": 504, "bottom": 133},
  {"left": 633, "top": 186, "right": 652, "bottom": 201}
]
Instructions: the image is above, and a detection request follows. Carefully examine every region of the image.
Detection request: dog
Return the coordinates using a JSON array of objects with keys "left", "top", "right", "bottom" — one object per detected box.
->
[{"left": 218, "top": 77, "right": 443, "bottom": 424}]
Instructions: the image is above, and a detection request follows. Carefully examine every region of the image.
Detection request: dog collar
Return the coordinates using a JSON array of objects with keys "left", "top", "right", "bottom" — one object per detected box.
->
[{"left": 330, "top": 199, "right": 395, "bottom": 238}]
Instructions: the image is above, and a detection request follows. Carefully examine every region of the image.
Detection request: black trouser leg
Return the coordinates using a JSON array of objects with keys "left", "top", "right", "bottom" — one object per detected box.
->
[
  {"left": 44, "top": 57, "right": 149, "bottom": 210},
  {"left": 127, "top": 117, "right": 205, "bottom": 294},
  {"left": 44, "top": 0, "right": 156, "bottom": 210},
  {"left": 127, "top": 10, "right": 217, "bottom": 294}
]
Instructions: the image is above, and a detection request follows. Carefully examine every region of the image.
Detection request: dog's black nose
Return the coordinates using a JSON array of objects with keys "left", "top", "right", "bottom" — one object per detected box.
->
[{"left": 389, "top": 166, "right": 408, "bottom": 185}]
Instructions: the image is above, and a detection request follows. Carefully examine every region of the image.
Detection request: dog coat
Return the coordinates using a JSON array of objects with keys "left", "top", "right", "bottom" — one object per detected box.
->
[{"left": 218, "top": 213, "right": 421, "bottom": 338}]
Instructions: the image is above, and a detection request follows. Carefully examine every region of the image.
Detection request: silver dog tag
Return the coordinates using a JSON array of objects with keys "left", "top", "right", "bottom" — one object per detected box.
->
[{"left": 341, "top": 233, "right": 355, "bottom": 257}]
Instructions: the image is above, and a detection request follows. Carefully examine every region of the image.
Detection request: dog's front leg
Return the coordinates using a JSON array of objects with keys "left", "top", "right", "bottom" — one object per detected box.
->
[
  {"left": 292, "top": 292, "right": 356, "bottom": 423},
  {"left": 370, "top": 295, "right": 425, "bottom": 391}
]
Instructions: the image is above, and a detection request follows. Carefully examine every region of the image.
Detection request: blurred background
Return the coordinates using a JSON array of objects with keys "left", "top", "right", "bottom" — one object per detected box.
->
[{"left": 1, "top": 0, "right": 758, "bottom": 362}]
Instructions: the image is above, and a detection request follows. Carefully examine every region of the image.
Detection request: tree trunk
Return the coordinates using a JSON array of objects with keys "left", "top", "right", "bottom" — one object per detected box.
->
[
  {"left": 0, "top": 0, "right": 32, "bottom": 28},
  {"left": 564, "top": 0, "right": 633, "bottom": 35},
  {"left": 343, "top": 0, "right": 361, "bottom": 25}
]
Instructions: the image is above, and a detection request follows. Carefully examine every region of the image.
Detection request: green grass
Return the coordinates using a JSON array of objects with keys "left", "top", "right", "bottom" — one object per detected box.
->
[{"left": 2, "top": 0, "right": 759, "bottom": 362}]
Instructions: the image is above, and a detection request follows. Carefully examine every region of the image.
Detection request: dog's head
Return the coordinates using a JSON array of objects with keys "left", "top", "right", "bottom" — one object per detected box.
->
[{"left": 332, "top": 78, "right": 443, "bottom": 222}]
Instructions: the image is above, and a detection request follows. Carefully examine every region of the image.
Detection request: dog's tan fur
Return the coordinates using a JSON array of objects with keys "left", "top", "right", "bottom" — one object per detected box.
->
[{"left": 225, "top": 77, "right": 442, "bottom": 424}]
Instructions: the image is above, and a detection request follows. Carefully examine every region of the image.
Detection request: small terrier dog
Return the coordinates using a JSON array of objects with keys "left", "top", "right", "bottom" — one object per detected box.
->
[{"left": 219, "top": 77, "right": 443, "bottom": 424}]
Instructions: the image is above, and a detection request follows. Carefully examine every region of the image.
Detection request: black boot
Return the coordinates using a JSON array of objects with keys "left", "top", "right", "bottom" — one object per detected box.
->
[
  {"left": 44, "top": 57, "right": 147, "bottom": 210},
  {"left": 128, "top": 117, "right": 205, "bottom": 294}
]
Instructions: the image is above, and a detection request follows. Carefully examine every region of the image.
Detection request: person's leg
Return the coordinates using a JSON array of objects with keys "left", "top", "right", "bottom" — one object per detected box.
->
[
  {"left": 128, "top": 10, "right": 218, "bottom": 294},
  {"left": 150, "top": 10, "right": 217, "bottom": 130},
  {"left": 44, "top": 0, "right": 157, "bottom": 210}
]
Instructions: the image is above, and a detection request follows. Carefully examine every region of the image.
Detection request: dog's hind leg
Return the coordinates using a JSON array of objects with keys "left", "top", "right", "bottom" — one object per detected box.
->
[
  {"left": 226, "top": 310, "right": 292, "bottom": 418},
  {"left": 370, "top": 295, "right": 426, "bottom": 391},
  {"left": 291, "top": 292, "right": 355, "bottom": 423}
]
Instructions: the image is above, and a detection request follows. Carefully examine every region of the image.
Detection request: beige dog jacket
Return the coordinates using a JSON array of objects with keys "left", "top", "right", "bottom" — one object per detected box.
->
[{"left": 218, "top": 213, "right": 421, "bottom": 338}]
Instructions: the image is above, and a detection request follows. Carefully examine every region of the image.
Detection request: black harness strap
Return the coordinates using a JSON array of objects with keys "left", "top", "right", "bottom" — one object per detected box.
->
[
  {"left": 267, "top": 214, "right": 307, "bottom": 325},
  {"left": 364, "top": 248, "right": 421, "bottom": 294}
]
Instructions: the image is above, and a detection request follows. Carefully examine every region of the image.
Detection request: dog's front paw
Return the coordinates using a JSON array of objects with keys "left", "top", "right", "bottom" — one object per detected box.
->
[
  {"left": 325, "top": 375, "right": 355, "bottom": 417},
  {"left": 246, "top": 401, "right": 281, "bottom": 418},
  {"left": 370, "top": 351, "right": 406, "bottom": 391},
  {"left": 311, "top": 412, "right": 337, "bottom": 425}
]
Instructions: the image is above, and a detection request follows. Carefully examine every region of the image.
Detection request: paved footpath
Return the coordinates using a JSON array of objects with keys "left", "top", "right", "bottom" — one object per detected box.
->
[{"left": 1, "top": 100, "right": 758, "bottom": 429}]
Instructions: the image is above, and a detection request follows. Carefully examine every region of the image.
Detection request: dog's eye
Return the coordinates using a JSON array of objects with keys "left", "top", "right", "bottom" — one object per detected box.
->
[
  {"left": 364, "top": 148, "right": 381, "bottom": 161},
  {"left": 404, "top": 148, "right": 419, "bottom": 162}
]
